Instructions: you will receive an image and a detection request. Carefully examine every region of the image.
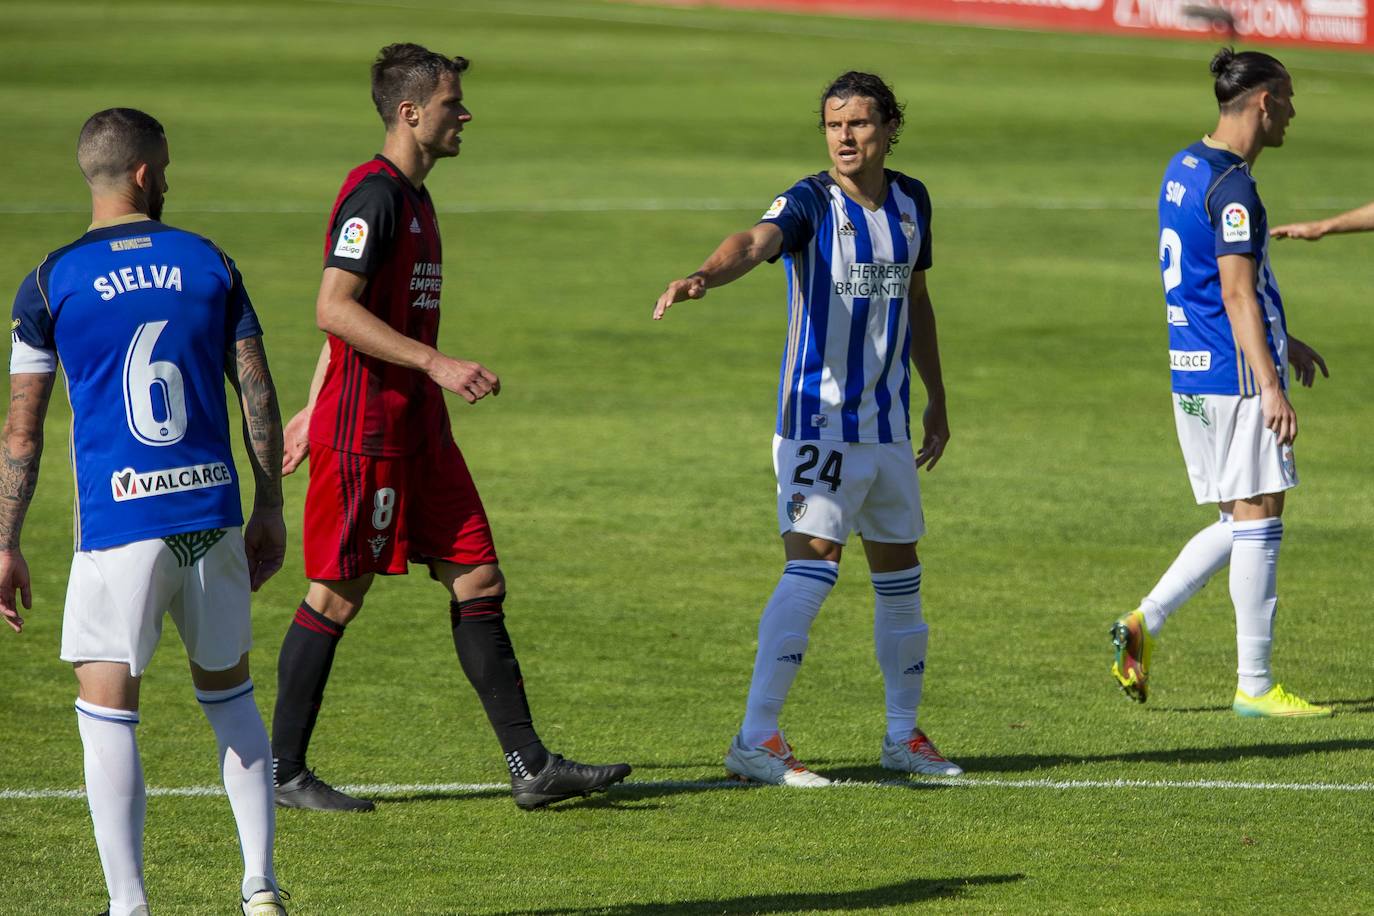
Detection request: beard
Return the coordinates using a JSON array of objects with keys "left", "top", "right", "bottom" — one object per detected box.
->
[{"left": 147, "top": 188, "right": 164, "bottom": 221}]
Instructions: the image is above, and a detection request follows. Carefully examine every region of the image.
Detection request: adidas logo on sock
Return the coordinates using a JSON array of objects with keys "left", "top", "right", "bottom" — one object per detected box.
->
[
  {"left": 903, "top": 660, "right": 925, "bottom": 676},
  {"left": 777, "top": 653, "right": 805, "bottom": 665}
]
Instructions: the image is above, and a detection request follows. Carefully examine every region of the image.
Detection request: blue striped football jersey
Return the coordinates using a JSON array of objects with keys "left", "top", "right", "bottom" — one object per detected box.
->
[
  {"left": 1158, "top": 139, "right": 1287, "bottom": 396},
  {"left": 760, "top": 170, "right": 932, "bottom": 444},
  {"left": 9, "top": 217, "right": 262, "bottom": 550}
]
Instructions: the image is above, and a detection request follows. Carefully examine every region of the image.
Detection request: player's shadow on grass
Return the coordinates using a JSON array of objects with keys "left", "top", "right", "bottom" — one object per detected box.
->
[
  {"left": 1149, "top": 695, "right": 1374, "bottom": 715},
  {"left": 820, "top": 737, "right": 1374, "bottom": 780},
  {"left": 494, "top": 873, "right": 1025, "bottom": 915}
]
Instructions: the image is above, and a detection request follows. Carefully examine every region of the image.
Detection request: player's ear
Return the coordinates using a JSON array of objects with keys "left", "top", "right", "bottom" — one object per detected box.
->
[
  {"left": 131, "top": 161, "right": 151, "bottom": 192},
  {"left": 396, "top": 99, "right": 420, "bottom": 129}
]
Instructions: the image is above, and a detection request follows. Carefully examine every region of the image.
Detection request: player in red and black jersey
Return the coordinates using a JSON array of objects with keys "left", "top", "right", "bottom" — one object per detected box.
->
[{"left": 271, "top": 43, "right": 630, "bottom": 812}]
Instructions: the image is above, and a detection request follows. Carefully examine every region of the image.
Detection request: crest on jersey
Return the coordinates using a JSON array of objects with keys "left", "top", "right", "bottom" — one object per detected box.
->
[
  {"left": 334, "top": 217, "right": 369, "bottom": 259},
  {"left": 899, "top": 212, "right": 917, "bottom": 240},
  {"left": 367, "top": 535, "right": 390, "bottom": 559},
  {"left": 1221, "top": 203, "right": 1250, "bottom": 242},
  {"left": 762, "top": 196, "right": 787, "bottom": 220},
  {"left": 786, "top": 491, "right": 807, "bottom": 523}
]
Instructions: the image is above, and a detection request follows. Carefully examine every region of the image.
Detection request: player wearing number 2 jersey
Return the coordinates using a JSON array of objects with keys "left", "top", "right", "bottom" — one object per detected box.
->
[
  {"left": 654, "top": 71, "right": 961, "bottom": 785},
  {"left": 1, "top": 109, "right": 288, "bottom": 915},
  {"left": 1111, "top": 48, "right": 1332, "bottom": 719},
  {"left": 270, "top": 44, "right": 629, "bottom": 814}
]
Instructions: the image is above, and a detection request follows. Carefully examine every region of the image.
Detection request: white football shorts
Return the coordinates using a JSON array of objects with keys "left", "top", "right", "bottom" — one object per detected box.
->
[
  {"left": 772, "top": 435, "right": 925, "bottom": 544},
  {"left": 61, "top": 528, "right": 251, "bottom": 678},
  {"left": 1173, "top": 393, "right": 1298, "bottom": 505}
]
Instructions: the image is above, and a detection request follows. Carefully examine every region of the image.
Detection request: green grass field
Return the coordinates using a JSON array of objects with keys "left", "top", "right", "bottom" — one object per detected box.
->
[{"left": 3, "top": 1, "right": 1374, "bottom": 912}]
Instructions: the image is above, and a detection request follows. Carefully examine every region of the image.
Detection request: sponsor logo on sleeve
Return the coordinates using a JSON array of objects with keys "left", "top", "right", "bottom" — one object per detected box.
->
[
  {"left": 1181, "top": 155, "right": 1199, "bottom": 169},
  {"left": 762, "top": 197, "right": 788, "bottom": 220},
  {"left": 1222, "top": 204, "right": 1250, "bottom": 242},
  {"left": 1169, "top": 350, "right": 1212, "bottom": 371},
  {"left": 333, "top": 217, "right": 369, "bottom": 259},
  {"left": 110, "top": 462, "right": 234, "bottom": 502},
  {"left": 1165, "top": 181, "right": 1186, "bottom": 206}
]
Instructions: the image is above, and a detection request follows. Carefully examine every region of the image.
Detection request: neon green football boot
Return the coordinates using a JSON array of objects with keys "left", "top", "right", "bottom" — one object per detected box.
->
[
  {"left": 1233, "top": 683, "right": 1333, "bottom": 718},
  {"left": 1110, "top": 609, "right": 1152, "bottom": 703}
]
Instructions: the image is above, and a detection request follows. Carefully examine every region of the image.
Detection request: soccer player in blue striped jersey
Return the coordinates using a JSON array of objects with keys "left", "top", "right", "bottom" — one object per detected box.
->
[
  {"left": 0, "top": 109, "right": 289, "bottom": 913},
  {"left": 1111, "top": 49, "right": 1332, "bottom": 718},
  {"left": 654, "top": 72, "right": 960, "bottom": 784}
]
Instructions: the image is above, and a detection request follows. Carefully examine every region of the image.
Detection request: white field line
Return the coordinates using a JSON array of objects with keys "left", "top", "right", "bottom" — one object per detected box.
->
[
  {"left": 310, "top": 0, "right": 1374, "bottom": 76},
  {"left": 5, "top": 774, "right": 1374, "bottom": 801},
  {"left": 0, "top": 197, "right": 1365, "bottom": 216}
]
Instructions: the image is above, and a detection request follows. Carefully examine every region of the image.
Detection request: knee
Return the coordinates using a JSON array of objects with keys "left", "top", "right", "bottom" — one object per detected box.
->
[
  {"left": 307, "top": 580, "right": 369, "bottom": 625},
  {"left": 460, "top": 563, "right": 505, "bottom": 600}
]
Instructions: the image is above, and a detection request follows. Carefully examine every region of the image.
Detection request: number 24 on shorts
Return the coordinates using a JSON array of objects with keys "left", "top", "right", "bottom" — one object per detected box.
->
[{"left": 792, "top": 445, "right": 843, "bottom": 492}]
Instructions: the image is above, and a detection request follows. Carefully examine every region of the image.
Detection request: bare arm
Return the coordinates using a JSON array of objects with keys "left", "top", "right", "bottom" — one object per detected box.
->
[
  {"left": 318, "top": 267, "right": 498, "bottom": 402},
  {"left": 907, "top": 272, "right": 949, "bottom": 470},
  {"left": 225, "top": 336, "right": 286, "bottom": 590},
  {"left": 282, "top": 341, "right": 330, "bottom": 475},
  {"left": 653, "top": 223, "right": 784, "bottom": 320},
  {"left": 1218, "top": 254, "right": 1295, "bottom": 444},
  {"left": 0, "top": 371, "right": 55, "bottom": 632},
  {"left": 1272, "top": 201, "right": 1374, "bottom": 240}
]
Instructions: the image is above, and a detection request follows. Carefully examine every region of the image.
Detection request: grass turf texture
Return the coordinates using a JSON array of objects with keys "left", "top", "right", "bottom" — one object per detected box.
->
[{"left": 3, "top": 1, "right": 1374, "bottom": 912}]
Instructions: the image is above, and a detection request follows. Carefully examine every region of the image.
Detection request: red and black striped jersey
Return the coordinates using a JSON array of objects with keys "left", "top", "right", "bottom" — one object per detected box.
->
[{"left": 309, "top": 155, "right": 450, "bottom": 456}]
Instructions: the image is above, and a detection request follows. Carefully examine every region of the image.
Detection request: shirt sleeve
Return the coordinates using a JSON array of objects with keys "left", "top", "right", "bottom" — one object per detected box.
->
[
  {"left": 10, "top": 268, "right": 57, "bottom": 375},
  {"left": 221, "top": 253, "right": 264, "bottom": 342},
  {"left": 324, "top": 175, "right": 401, "bottom": 275},
  {"left": 758, "top": 178, "right": 825, "bottom": 262},
  {"left": 1211, "top": 171, "right": 1264, "bottom": 259},
  {"left": 904, "top": 177, "right": 934, "bottom": 272}
]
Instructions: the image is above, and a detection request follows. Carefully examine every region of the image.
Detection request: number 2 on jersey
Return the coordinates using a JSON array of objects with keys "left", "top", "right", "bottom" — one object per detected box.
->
[
  {"left": 1159, "top": 228, "right": 1183, "bottom": 294},
  {"left": 793, "top": 445, "right": 843, "bottom": 492},
  {"left": 123, "top": 320, "right": 188, "bottom": 446}
]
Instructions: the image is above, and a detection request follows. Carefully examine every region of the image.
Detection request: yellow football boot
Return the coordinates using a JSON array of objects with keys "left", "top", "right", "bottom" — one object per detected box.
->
[
  {"left": 1233, "top": 683, "right": 1333, "bottom": 718},
  {"left": 1110, "top": 609, "right": 1152, "bottom": 703}
]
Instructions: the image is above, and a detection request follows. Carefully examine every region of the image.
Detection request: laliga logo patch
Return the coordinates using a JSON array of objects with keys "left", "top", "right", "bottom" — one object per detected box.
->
[
  {"left": 1222, "top": 203, "right": 1250, "bottom": 242},
  {"left": 786, "top": 491, "right": 807, "bottom": 523},
  {"left": 334, "top": 217, "right": 369, "bottom": 259},
  {"left": 762, "top": 196, "right": 787, "bottom": 220}
]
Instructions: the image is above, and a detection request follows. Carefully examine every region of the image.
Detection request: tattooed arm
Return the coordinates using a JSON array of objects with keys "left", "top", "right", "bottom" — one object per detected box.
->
[
  {"left": 226, "top": 336, "right": 286, "bottom": 591},
  {"left": 0, "top": 371, "right": 55, "bottom": 633}
]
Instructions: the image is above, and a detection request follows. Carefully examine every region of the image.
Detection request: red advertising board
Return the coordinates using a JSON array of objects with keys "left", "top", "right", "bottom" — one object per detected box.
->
[{"left": 653, "top": 0, "right": 1371, "bottom": 50}]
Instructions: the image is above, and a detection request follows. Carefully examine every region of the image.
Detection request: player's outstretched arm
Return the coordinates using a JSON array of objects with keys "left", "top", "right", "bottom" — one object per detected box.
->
[
  {"left": 0, "top": 371, "right": 54, "bottom": 632},
  {"left": 653, "top": 223, "right": 784, "bottom": 320},
  {"left": 1219, "top": 254, "right": 1296, "bottom": 444},
  {"left": 227, "top": 335, "right": 287, "bottom": 591},
  {"left": 908, "top": 273, "right": 949, "bottom": 471},
  {"left": 317, "top": 267, "right": 499, "bottom": 404},
  {"left": 1272, "top": 201, "right": 1374, "bottom": 240},
  {"left": 283, "top": 341, "right": 330, "bottom": 475},
  {"left": 1287, "top": 336, "right": 1329, "bottom": 388}
]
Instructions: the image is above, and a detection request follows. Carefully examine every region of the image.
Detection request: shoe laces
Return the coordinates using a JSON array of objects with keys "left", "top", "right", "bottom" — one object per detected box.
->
[
  {"left": 760, "top": 734, "right": 812, "bottom": 773},
  {"left": 1269, "top": 684, "right": 1316, "bottom": 709},
  {"left": 905, "top": 731, "right": 948, "bottom": 762}
]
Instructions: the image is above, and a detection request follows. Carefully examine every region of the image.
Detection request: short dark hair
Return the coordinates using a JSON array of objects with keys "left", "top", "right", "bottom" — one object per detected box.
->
[
  {"left": 371, "top": 43, "right": 470, "bottom": 127},
  {"left": 76, "top": 108, "right": 165, "bottom": 186},
  {"left": 1211, "top": 47, "right": 1289, "bottom": 112},
  {"left": 818, "top": 71, "right": 905, "bottom": 152}
]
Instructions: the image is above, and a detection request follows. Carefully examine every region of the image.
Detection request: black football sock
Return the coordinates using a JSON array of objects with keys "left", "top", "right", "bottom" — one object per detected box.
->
[
  {"left": 271, "top": 601, "right": 345, "bottom": 785},
  {"left": 450, "top": 595, "right": 549, "bottom": 777}
]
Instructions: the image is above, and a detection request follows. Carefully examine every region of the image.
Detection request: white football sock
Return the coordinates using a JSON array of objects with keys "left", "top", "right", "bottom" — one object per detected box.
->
[
  {"left": 196, "top": 681, "right": 276, "bottom": 896},
  {"left": 1230, "top": 518, "right": 1283, "bottom": 697},
  {"left": 1140, "top": 511, "right": 1233, "bottom": 636},
  {"left": 75, "top": 699, "right": 147, "bottom": 916},
  {"left": 872, "top": 566, "right": 927, "bottom": 743},
  {"left": 740, "top": 560, "right": 838, "bottom": 747}
]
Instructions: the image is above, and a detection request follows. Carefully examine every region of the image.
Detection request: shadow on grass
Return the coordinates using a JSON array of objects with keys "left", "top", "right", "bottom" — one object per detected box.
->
[
  {"left": 816, "top": 737, "right": 1374, "bottom": 780},
  {"left": 1149, "top": 695, "right": 1374, "bottom": 715},
  {"left": 491, "top": 874, "right": 1025, "bottom": 915}
]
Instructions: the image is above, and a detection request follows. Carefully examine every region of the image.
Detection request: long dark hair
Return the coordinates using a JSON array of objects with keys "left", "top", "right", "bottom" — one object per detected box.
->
[
  {"left": 1211, "top": 47, "right": 1288, "bottom": 111},
  {"left": 818, "top": 71, "right": 905, "bottom": 152}
]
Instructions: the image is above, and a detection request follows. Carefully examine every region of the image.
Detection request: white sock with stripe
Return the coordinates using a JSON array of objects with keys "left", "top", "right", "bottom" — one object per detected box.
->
[
  {"left": 75, "top": 699, "right": 147, "bottom": 916},
  {"left": 1230, "top": 518, "right": 1283, "bottom": 697},
  {"left": 1140, "top": 511, "right": 1233, "bottom": 636},
  {"left": 196, "top": 680, "right": 277, "bottom": 899},
  {"left": 740, "top": 560, "right": 838, "bottom": 747},
  {"left": 872, "top": 565, "right": 927, "bottom": 743}
]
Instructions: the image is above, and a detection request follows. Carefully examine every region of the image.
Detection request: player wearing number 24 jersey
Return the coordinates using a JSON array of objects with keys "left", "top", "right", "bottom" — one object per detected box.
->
[
  {"left": 1110, "top": 48, "right": 1331, "bottom": 721},
  {"left": 655, "top": 71, "right": 961, "bottom": 785}
]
